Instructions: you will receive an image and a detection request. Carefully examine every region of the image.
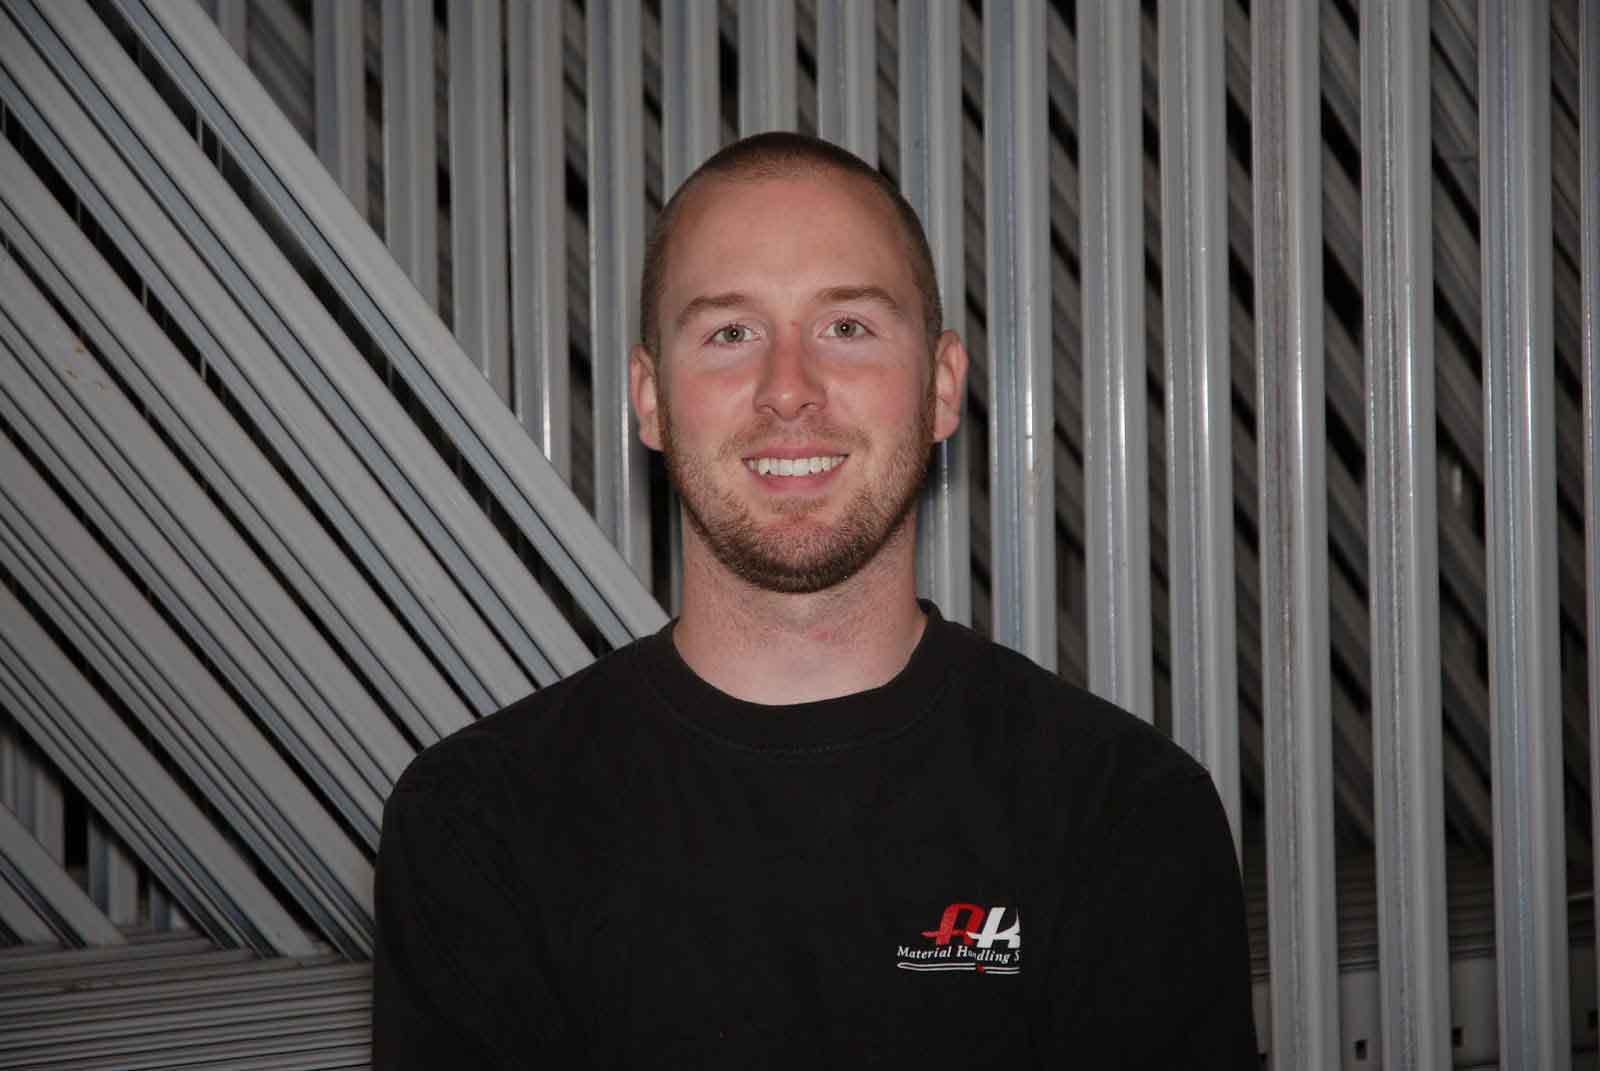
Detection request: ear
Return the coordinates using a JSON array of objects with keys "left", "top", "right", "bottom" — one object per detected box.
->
[
  {"left": 630, "top": 344, "right": 664, "bottom": 451},
  {"left": 930, "top": 330, "right": 968, "bottom": 443}
]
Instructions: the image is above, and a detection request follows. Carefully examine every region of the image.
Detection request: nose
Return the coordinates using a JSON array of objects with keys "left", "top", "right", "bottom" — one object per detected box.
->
[{"left": 752, "top": 329, "right": 825, "bottom": 420}]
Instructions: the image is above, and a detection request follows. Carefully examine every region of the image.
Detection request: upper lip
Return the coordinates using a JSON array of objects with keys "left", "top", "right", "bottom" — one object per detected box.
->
[{"left": 740, "top": 447, "right": 849, "bottom": 460}]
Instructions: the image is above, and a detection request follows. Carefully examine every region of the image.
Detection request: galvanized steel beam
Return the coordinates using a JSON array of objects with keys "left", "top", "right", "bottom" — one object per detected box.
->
[
  {"left": 128, "top": 0, "right": 667, "bottom": 652},
  {"left": 1251, "top": 1, "right": 1339, "bottom": 1066},
  {"left": 381, "top": 0, "right": 437, "bottom": 307},
  {"left": 738, "top": 0, "right": 796, "bottom": 134},
  {"left": 448, "top": 0, "right": 510, "bottom": 401},
  {"left": 1078, "top": 0, "right": 1152, "bottom": 720},
  {"left": 1156, "top": 0, "right": 1238, "bottom": 845},
  {"left": 983, "top": 0, "right": 1054, "bottom": 669},
  {"left": 588, "top": 0, "right": 652, "bottom": 588},
  {"left": 660, "top": 0, "right": 722, "bottom": 614},
  {"left": 509, "top": 0, "right": 570, "bottom": 482},
  {"left": 85, "top": 820, "right": 138, "bottom": 927},
  {"left": 1584, "top": 0, "right": 1600, "bottom": 1053},
  {"left": 0, "top": 125, "right": 465, "bottom": 750},
  {"left": 0, "top": 211, "right": 395, "bottom": 847},
  {"left": 1360, "top": 2, "right": 1452, "bottom": 1065},
  {"left": 0, "top": 250, "right": 374, "bottom": 955},
  {"left": 312, "top": 0, "right": 365, "bottom": 218},
  {"left": 815, "top": 0, "right": 876, "bottom": 164},
  {"left": 16, "top": 0, "right": 600, "bottom": 689},
  {"left": 661, "top": 0, "right": 720, "bottom": 189},
  {"left": 0, "top": 585, "right": 313, "bottom": 957},
  {"left": 902, "top": 0, "right": 970, "bottom": 627},
  {"left": 203, "top": 0, "right": 245, "bottom": 54},
  {"left": 0, "top": 803, "right": 123, "bottom": 948},
  {"left": 1478, "top": 1, "right": 1570, "bottom": 1065}
]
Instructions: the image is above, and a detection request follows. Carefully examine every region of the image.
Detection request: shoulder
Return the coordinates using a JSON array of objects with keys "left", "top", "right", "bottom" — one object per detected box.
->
[
  {"left": 944, "top": 625, "right": 1221, "bottom": 828},
  {"left": 386, "top": 634, "right": 656, "bottom": 815}
]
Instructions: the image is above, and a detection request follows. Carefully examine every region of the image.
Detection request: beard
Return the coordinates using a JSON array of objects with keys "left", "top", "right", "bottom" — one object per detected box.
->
[{"left": 658, "top": 391, "right": 934, "bottom": 595}]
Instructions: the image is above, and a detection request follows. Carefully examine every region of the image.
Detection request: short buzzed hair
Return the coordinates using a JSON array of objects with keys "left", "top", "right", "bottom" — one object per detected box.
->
[{"left": 638, "top": 132, "right": 944, "bottom": 357}]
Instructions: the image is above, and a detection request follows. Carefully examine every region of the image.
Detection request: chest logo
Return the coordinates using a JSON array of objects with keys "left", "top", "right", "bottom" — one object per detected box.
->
[{"left": 896, "top": 903, "right": 1021, "bottom": 974}]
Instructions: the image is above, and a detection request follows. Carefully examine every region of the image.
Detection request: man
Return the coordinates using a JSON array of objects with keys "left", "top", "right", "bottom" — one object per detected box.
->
[{"left": 373, "top": 132, "right": 1257, "bottom": 1067}]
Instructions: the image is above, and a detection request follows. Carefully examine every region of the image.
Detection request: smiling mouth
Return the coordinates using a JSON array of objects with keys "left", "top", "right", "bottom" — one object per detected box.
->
[{"left": 743, "top": 455, "right": 848, "bottom": 476}]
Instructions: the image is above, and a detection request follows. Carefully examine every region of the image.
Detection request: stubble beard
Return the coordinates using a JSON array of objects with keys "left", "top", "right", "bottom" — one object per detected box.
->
[{"left": 658, "top": 390, "right": 934, "bottom": 595}]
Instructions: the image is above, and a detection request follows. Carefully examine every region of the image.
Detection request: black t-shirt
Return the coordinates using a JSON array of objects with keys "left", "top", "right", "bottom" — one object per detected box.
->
[{"left": 372, "top": 605, "right": 1257, "bottom": 1068}]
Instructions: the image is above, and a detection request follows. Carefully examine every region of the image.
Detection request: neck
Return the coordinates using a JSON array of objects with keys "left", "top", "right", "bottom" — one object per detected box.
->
[{"left": 671, "top": 518, "right": 927, "bottom": 705}]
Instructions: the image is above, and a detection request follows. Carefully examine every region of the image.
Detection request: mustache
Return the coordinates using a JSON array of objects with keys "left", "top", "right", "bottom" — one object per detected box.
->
[{"left": 716, "top": 418, "right": 870, "bottom": 459}]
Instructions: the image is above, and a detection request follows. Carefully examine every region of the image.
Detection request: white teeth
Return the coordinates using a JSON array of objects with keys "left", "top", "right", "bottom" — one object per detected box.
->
[{"left": 744, "top": 455, "right": 846, "bottom": 477}]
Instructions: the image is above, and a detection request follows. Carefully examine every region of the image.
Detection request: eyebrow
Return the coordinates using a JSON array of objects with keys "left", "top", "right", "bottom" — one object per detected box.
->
[
  {"left": 674, "top": 292, "right": 751, "bottom": 331},
  {"left": 673, "top": 285, "right": 906, "bottom": 331}
]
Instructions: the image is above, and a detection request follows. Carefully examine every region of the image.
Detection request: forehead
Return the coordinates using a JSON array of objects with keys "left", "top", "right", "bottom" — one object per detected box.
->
[{"left": 660, "top": 170, "right": 917, "bottom": 313}]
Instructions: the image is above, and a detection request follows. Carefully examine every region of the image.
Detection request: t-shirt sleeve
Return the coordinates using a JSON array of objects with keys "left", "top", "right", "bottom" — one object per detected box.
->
[
  {"left": 1043, "top": 765, "right": 1259, "bottom": 1068},
  {"left": 371, "top": 741, "right": 577, "bottom": 1069}
]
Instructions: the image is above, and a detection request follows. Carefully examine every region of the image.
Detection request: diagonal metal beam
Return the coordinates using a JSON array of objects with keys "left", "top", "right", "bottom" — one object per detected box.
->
[{"left": 0, "top": 802, "right": 124, "bottom": 949}]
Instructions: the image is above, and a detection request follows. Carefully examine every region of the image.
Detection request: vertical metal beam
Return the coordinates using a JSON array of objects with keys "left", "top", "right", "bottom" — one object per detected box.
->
[
  {"left": 738, "top": 0, "right": 796, "bottom": 134},
  {"left": 87, "top": 819, "right": 139, "bottom": 925},
  {"left": 1584, "top": 0, "right": 1600, "bottom": 1056},
  {"left": 1157, "top": 0, "right": 1238, "bottom": 845},
  {"left": 984, "top": 0, "right": 1054, "bottom": 669},
  {"left": 1479, "top": 1, "right": 1569, "bottom": 1065},
  {"left": 1078, "top": 0, "right": 1151, "bottom": 720},
  {"left": 205, "top": 0, "right": 245, "bottom": 55},
  {"left": 662, "top": 0, "right": 720, "bottom": 189},
  {"left": 0, "top": 803, "right": 124, "bottom": 947},
  {"left": 815, "top": 0, "right": 876, "bottom": 164},
  {"left": 448, "top": 0, "right": 510, "bottom": 401},
  {"left": 903, "top": 0, "right": 969, "bottom": 627},
  {"left": 313, "top": 0, "right": 365, "bottom": 219},
  {"left": 382, "top": 0, "right": 437, "bottom": 308},
  {"left": 1361, "top": 2, "right": 1451, "bottom": 1065},
  {"left": 509, "top": 0, "right": 569, "bottom": 481},
  {"left": 1251, "top": 2, "right": 1339, "bottom": 1066},
  {"left": 4, "top": 747, "right": 62, "bottom": 866},
  {"left": 587, "top": 0, "right": 651, "bottom": 587},
  {"left": 661, "top": 0, "right": 721, "bottom": 613}
]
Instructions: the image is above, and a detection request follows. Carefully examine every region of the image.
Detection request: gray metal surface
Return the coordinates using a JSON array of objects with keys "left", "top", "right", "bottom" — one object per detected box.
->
[
  {"left": 659, "top": 0, "right": 722, "bottom": 614},
  {"left": 815, "top": 0, "right": 876, "bottom": 164},
  {"left": 903, "top": 0, "right": 970, "bottom": 627},
  {"left": 1360, "top": 2, "right": 1452, "bottom": 1065},
  {"left": 1478, "top": 1, "right": 1571, "bottom": 1066},
  {"left": 1156, "top": 0, "right": 1239, "bottom": 848},
  {"left": 204, "top": 0, "right": 245, "bottom": 53},
  {"left": 37, "top": 0, "right": 599, "bottom": 687},
  {"left": 1251, "top": 1, "right": 1339, "bottom": 1066},
  {"left": 1077, "top": 0, "right": 1152, "bottom": 721},
  {"left": 0, "top": 243, "right": 373, "bottom": 956},
  {"left": 587, "top": 0, "right": 652, "bottom": 587},
  {"left": 0, "top": 578, "right": 313, "bottom": 957},
  {"left": 0, "top": 2, "right": 543, "bottom": 715},
  {"left": 0, "top": 935, "right": 368, "bottom": 1070},
  {"left": 0, "top": 195, "right": 394, "bottom": 845},
  {"left": 0, "top": 120, "right": 464, "bottom": 751},
  {"left": 86, "top": 820, "right": 137, "bottom": 927},
  {"left": 0, "top": 804, "right": 123, "bottom": 948},
  {"left": 984, "top": 0, "right": 1054, "bottom": 669},
  {"left": 312, "top": 0, "right": 364, "bottom": 218},
  {"left": 447, "top": 0, "right": 510, "bottom": 401},
  {"left": 661, "top": 0, "right": 720, "bottom": 189},
  {"left": 132, "top": 0, "right": 668, "bottom": 653},
  {"left": 381, "top": 0, "right": 436, "bottom": 306},
  {"left": 738, "top": 0, "right": 796, "bottom": 134},
  {"left": 509, "top": 0, "right": 570, "bottom": 481},
  {"left": 1585, "top": 0, "right": 1600, "bottom": 1053}
]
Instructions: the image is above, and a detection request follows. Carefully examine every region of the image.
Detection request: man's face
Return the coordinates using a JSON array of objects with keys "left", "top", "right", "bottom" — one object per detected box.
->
[{"left": 631, "top": 170, "right": 964, "bottom": 594}]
